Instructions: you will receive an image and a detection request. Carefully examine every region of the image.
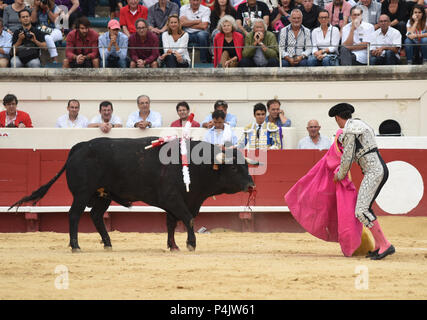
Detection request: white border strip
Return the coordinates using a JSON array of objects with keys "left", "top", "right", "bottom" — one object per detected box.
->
[{"left": 0, "top": 206, "right": 290, "bottom": 213}]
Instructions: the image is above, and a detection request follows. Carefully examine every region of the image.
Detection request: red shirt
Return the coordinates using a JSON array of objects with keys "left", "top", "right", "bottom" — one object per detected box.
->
[
  {"left": 128, "top": 31, "right": 159, "bottom": 64},
  {"left": 65, "top": 29, "right": 99, "bottom": 61},
  {"left": 0, "top": 110, "right": 33, "bottom": 128},
  {"left": 170, "top": 119, "right": 201, "bottom": 127},
  {"left": 120, "top": 4, "right": 148, "bottom": 34}
]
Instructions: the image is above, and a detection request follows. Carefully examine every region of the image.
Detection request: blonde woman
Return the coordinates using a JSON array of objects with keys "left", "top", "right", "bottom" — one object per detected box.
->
[
  {"left": 213, "top": 15, "right": 243, "bottom": 68},
  {"left": 159, "top": 14, "right": 190, "bottom": 68}
]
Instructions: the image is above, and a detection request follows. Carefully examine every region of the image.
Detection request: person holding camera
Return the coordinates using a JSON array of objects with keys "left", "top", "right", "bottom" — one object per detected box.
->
[
  {"left": 340, "top": 6, "right": 375, "bottom": 65},
  {"left": 0, "top": 94, "right": 33, "bottom": 128},
  {"left": 239, "top": 18, "right": 280, "bottom": 67},
  {"left": 325, "top": 0, "right": 351, "bottom": 30},
  {"left": 11, "top": 9, "right": 47, "bottom": 68},
  {"left": 31, "top": 0, "right": 63, "bottom": 63}
]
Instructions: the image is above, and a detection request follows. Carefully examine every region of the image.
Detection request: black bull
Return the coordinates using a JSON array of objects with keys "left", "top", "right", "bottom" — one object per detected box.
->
[{"left": 9, "top": 137, "right": 257, "bottom": 252}]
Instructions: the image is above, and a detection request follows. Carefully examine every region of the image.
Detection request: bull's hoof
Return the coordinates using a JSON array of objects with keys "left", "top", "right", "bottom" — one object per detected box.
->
[
  {"left": 170, "top": 246, "right": 180, "bottom": 252},
  {"left": 186, "top": 244, "right": 196, "bottom": 252},
  {"left": 71, "top": 248, "right": 81, "bottom": 253},
  {"left": 104, "top": 246, "right": 113, "bottom": 252}
]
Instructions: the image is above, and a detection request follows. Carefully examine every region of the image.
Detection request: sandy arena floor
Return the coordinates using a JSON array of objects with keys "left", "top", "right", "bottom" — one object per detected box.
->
[{"left": 0, "top": 216, "right": 426, "bottom": 300}]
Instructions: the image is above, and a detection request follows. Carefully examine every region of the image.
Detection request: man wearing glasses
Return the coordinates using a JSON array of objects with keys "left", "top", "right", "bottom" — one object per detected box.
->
[
  {"left": 0, "top": 94, "right": 33, "bottom": 128},
  {"left": 369, "top": 15, "right": 401, "bottom": 65},
  {"left": 129, "top": 18, "right": 159, "bottom": 68},
  {"left": 297, "top": 119, "right": 332, "bottom": 150}
]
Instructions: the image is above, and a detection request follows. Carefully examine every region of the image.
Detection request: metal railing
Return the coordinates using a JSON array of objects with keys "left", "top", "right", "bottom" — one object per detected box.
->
[{"left": 2, "top": 42, "right": 426, "bottom": 68}]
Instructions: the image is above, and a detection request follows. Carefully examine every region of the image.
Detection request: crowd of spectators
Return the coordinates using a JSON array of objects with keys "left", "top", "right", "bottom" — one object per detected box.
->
[{"left": 0, "top": 0, "right": 426, "bottom": 67}]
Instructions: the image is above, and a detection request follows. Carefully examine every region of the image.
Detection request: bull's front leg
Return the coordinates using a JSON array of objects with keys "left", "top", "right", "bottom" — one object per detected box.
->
[
  {"left": 183, "top": 217, "right": 196, "bottom": 251},
  {"left": 166, "top": 213, "right": 180, "bottom": 251}
]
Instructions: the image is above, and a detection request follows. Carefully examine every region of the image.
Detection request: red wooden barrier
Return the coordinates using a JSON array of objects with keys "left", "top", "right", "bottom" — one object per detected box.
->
[{"left": 1, "top": 149, "right": 425, "bottom": 233}]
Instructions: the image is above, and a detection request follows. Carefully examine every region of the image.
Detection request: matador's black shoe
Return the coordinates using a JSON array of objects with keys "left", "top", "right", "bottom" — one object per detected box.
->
[
  {"left": 365, "top": 249, "right": 379, "bottom": 258},
  {"left": 370, "top": 245, "right": 395, "bottom": 260}
]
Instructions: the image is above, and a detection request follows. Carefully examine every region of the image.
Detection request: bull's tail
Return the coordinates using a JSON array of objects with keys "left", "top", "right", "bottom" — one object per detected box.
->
[{"left": 8, "top": 163, "right": 67, "bottom": 211}]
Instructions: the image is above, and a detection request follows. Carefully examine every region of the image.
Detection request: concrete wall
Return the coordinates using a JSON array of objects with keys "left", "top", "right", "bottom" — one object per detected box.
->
[{"left": 1, "top": 66, "right": 426, "bottom": 143}]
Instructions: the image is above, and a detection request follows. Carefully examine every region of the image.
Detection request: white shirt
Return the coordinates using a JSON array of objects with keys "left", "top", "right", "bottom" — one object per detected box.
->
[
  {"left": 55, "top": 114, "right": 89, "bottom": 128},
  {"left": 341, "top": 21, "right": 375, "bottom": 64},
  {"left": 203, "top": 123, "right": 238, "bottom": 146},
  {"left": 311, "top": 25, "right": 341, "bottom": 54},
  {"left": 161, "top": 31, "right": 191, "bottom": 63},
  {"left": 179, "top": 4, "right": 211, "bottom": 34},
  {"left": 90, "top": 114, "right": 123, "bottom": 125},
  {"left": 298, "top": 135, "right": 332, "bottom": 150},
  {"left": 369, "top": 26, "right": 401, "bottom": 59},
  {"left": 126, "top": 110, "right": 162, "bottom": 128}
]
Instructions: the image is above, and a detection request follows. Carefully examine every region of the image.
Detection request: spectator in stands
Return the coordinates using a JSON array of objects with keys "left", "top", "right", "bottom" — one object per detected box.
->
[
  {"left": 179, "top": 0, "right": 211, "bottom": 63},
  {"left": 210, "top": 0, "right": 237, "bottom": 38},
  {"left": 325, "top": 0, "right": 352, "bottom": 30},
  {"left": 203, "top": 109, "right": 238, "bottom": 146},
  {"left": 159, "top": 14, "right": 191, "bottom": 67},
  {"left": 279, "top": 9, "right": 313, "bottom": 66},
  {"left": 55, "top": 99, "right": 89, "bottom": 128},
  {"left": 170, "top": 101, "right": 201, "bottom": 127},
  {"left": 238, "top": 102, "right": 281, "bottom": 150},
  {"left": 270, "top": 0, "right": 296, "bottom": 32},
  {"left": 109, "top": 0, "right": 125, "bottom": 20},
  {"left": 380, "top": 0, "right": 408, "bottom": 40},
  {"left": 129, "top": 18, "right": 159, "bottom": 68},
  {"left": 126, "top": 95, "right": 162, "bottom": 129},
  {"left": 0, "top": 18, "right": 12, "bottom": 67},
  {"left": 88, "top": 100, "right": 123, "bottom": 133},
  {"left": 360, "top": 0, "right": 382, "bottom": 29},
  {"left": 340, "top": 6, "right": 374, "bottom": 65},
  {"left": 201, "top": 99, "right": 237, "bottom": 128},
  {"left": 147, "top": 0, "right": 180, "bottom": 39},
  {"left": 120, "top": 0, "right": 148, "bottom": 37},
  {"left": 266, "top": 98, "right": 291, "bottom": 127},
  {"left": 404, "top": 4, "right": 427, "bottom": 64},
  {"left": 239, "top": 18, "right": 280, "bottom": 67},
  {"left": 31, "top": 0, "right": 63, "bottom": 63},
  {"left": 63, "top": 16, "right": 99, "bottom": 68},
  {"left": 297, "top": 119, "right": 332, "bottom": 150},
  {"left": 299, "top": 0, "right": 321, "bottom": 30},
  {"left": 3, "top": 0, "right": 28, "bottom": 34},
  {"left": 0, "top": 93, "right": 33, "bottom": 127},
  {"left": 54, "top": 0, "right": 82, "bottom": 31},
  {"left": 236, "top": 0, "right": 270, "bottom": 36},
  {"left": 369, "top": 14, "right": 401, "bottom": 65},
  {"left": 309, "top": 9, "right": 340, "bottom": 66},
  {"left": 99, "top": 19, "right": 129, "bottom": 68},
  {"left": 11, "top": 9, "right": 47, "bottom": 68},
  {"left": 213, "top": 15, "right": 244, "bottom": 68},
  {"left": 79, "top": 0, "right": 95, "bottom": 18}
]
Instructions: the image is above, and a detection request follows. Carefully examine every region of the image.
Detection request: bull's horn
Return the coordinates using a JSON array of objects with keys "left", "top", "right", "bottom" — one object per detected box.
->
[
  {"left": 245, "top": 157, "right": 260, "bottom": 165},
  {"left": 215, "top": 153, "right": 225, "bottom": 164}
]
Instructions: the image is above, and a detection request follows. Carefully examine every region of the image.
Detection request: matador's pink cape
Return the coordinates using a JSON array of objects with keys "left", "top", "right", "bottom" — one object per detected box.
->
[{"left": 284, "top": 129, "right": 362, "bottom": 256}]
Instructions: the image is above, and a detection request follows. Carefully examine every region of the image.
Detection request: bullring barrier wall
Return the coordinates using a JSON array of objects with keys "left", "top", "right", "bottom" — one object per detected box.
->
[{"left": 1, "top": 66, "right": 426, "bottom": 143}]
